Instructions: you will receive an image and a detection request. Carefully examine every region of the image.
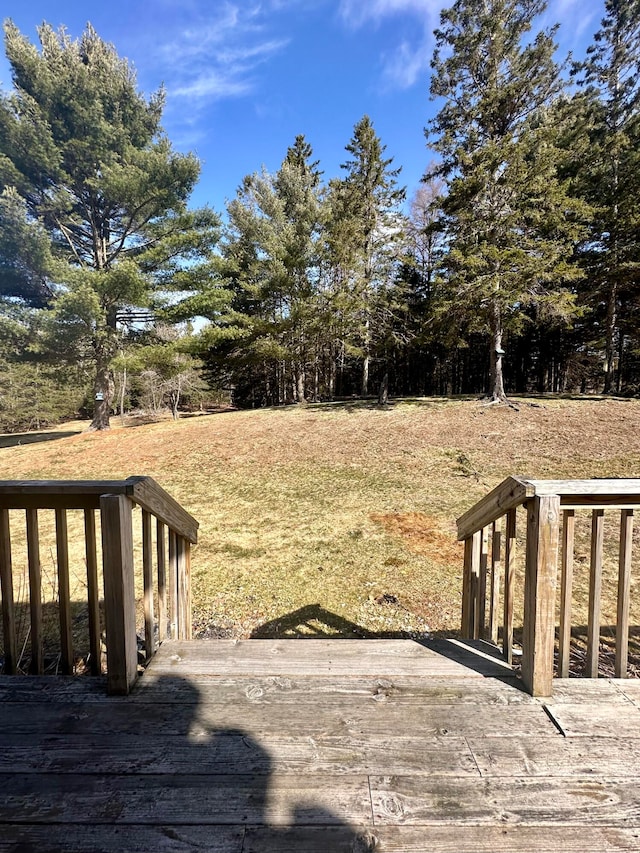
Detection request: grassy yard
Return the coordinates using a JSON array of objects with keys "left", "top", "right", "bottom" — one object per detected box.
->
[{"left": 1, "top": 396, "right": 639, "bottom": 655}]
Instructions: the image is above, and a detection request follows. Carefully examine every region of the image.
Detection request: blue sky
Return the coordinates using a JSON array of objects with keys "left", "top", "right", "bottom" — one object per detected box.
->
[{"left": 0, "top": 0, "right": 604, "bottom": 215}]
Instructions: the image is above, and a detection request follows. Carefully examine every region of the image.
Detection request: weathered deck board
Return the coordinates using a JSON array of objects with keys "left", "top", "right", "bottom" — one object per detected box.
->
[
  {"left": 0, "top": 673, "right": 530, "bottom": 706},
  {"left": 0, "top": 697, "right": 557, "bottom": 738},
  {"left": 0, "top": 734, "right": 478, "bottom": 776},
  {"left": 0, "top": 826, "right": 244, "bottom": 853},
  {"left": 371, "top": 775, "right": 640, "bottom": 825},
  {"left": 0, "top": 639, "right": 639, "bottom": 852},
  {"left": 3, "top": 825, "right": 640, "bottom": 853},
  {"left": 469, "top": 735, "right": 640, "bottom": 777},
  {"left": 146, "top": 638, "right": 513, "bottom": 677},
  {"left": 544, "top": 702, "right": 640, "bottom": 737},
  {"left": 244, "top": 825, "right": 640, "bottom": 853},
  {"left": 0, "top": 772, "right": 372, "bottom": 825}
]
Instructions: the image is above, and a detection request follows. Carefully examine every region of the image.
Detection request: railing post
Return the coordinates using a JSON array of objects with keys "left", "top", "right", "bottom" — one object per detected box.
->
[
  {"left": 100, "top": 494, "right": 138, "bottom": 695},
  {"left": 176, "top": 536, "right": 192, "bottom": 640},
  {"left": 521, "top": 494, "right": 560, "bottom": 697},
  {"left": 0, "top": 509, "right": 17, "bottom": 675},
  {"left": 461, "top": 537, "right": 473, "bottom": 637},
  {"left": 503, "top": 508, "right": 516, "bottom": 665}
]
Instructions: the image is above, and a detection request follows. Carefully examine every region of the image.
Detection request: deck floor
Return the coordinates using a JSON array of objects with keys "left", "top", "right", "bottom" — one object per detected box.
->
[{"left": 1, "top": 638, "right": 640, "bottom": 851}]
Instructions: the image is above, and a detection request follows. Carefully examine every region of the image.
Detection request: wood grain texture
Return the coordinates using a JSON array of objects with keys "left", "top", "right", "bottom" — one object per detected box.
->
[
  {"left": 615, "top": 509, "right": 634, "bottom": 678},
  {"left": 543, "top": 702, "right": 640, "bottom": 738},
  {"left": 456, "top": 476, "right": 531, "bottom": 540},
  {"left": 55, "top": 507, "right": 74, "bottom": 675},
  {"left": 0, "top": 733, "right": 478, "bottom": 777},
  {"left": 0, "top": 825, "right": 245, "bottom": 853},
  {"left": 0, "top": 673, "right": 529, "bottom": 706},
  {"left": 469, "top": 735, "right": 640, "bottom": 777},
  {"left": 157, "top": 520, "right": 168, "bottom": 642},
  {"left": 100, "top": 494, "right": 138, "bottom": 695},
  {"left": 461, "top": 536, "right": 473, "bottom": 637},
  {"left": 146, "top": 639, "right": 514, "bottom": 678},
  {"left": 0, "top": 772, "right": 372, "bottom": 825},
  {"left": 142, "top": 509, "right": 154, "bottom": 661},
  {"left": 586, "top": 508, "right": 605, "bottom": 678},
  {"left": 25, "top": 508, "right": 43, "bottom": 675},
  {"left": 370, "top": 775, "right": 640, "bottom": 825},
  {"left": 0, "top": 697, "right": 557, "bottom": 739},
  {"left": 558, "top": 509, "right": 575, "bottom": 679},
  {"left": 503, "top": 507, "right": 516, "bottom": 664},
  {"left": 489, "top": 521, "right": 501, "bottom": 644},
  {"left": 521, "top": 495, "right": 560, "bottom": 696},
  {"left": 0, "top": 640, "right": 639, "bottom": 849},
  {"left": 0, "top": 508, "right": 16, "bottom": 674},
  {"left": 245, "top": 825, "right": 640, "bottom": 853},
  {"left": 84, "top": 509, "right": 101, "bottom": 676},
  {"left": 3, "top": 824, "right": 639, "bottom": 853}
]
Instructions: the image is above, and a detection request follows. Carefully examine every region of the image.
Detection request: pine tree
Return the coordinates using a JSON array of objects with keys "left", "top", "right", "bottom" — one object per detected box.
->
[
  {"left": 574, "top": 0, "right": 640, "bottom": 393},
  {"left": 329, "top": 116, "right": 405, "bottom": 396},
  {"left": 217, "top": 136, "right": 323, "bottom": 405},
  {"left": 427, "top": 0, "right": 585, "bottom": 401},
  {"left": 0, "top": 21, "right": 219, "bottom": 428}
]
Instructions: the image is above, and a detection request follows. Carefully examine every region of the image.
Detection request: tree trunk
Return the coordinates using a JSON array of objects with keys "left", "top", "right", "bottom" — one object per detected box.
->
[
  {"left": 378, "top": 371, "right": 389, "bottom": 405},
  {"left": 296, "top": 364, "right": 306, "bottom": 404},
  {"left": 489, "top": 300, "right": 507, "bottom": 402},
  {"left": 89, "top": 361, "right": 113, "bottom": 431},
  {"left": 603, "top": 281, "right": 617, "bottom": 394},
  {"left": 361, "top": 317, "right": 370, "bottom": 397}
]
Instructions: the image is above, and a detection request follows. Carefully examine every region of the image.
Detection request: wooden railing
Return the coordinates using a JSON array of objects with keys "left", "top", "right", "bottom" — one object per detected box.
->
[
  {"left": 457, "top": 477, "right": 640, "bottom": 696},
  {"left": 0, "top": 478, "right": 198, "bottom": 694}
]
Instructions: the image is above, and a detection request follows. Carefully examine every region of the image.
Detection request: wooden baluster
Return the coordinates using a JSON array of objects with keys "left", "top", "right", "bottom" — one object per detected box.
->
[
  {"left": 615, "top": 509, "right": 634, "bottom": 678},
  {"left": 477, "top": 528, "right": 489, "bottom": 640},
  {"left": 176, "top": 536, "right": 192, "bottom": 640},
  {"left": 503, "top": 508, "right": 516, "bottom": 665},
  {"left": 470, "top": 529, "right": 482, "bottom": 640},
  {"left": 489, "top": 520, "right": 501, "bottom": 645},
  {"left": 55, "top": 508, "right": 73, "bottom": 675},
  {"left": 84, "top": 509, "right": 101, "bottom": 676},
  {"left": 100, "top": 495, "right": 138, "bottom": 695},
  {"left": 586, "top": 508, "right": 605, "bottom": 678},
  {"left": 142, "top": 509, "right": 154, "bottom": 660},
  {"left": 157, "top": 520, "right": 168, "bottom": 642},
  {"left": 0, "top": 508, "right": 17, "bottom": 674},
  {"left": 26, "top": 509, "right": 43, "bottom": 674},
  {"left": 461, "top": 536, "right": 473, "bottom": 638},
  {"left": 558, "top": 509, "right": 575, "bottom": 678},
  {"left": 522, "top": 495, "right": 560, "bottom": 697},
  {"left": 169, "top": 529, "right": 178, "bottom": 640}
]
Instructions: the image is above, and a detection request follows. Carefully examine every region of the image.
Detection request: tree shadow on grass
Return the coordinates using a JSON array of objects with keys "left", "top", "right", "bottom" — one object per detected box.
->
[{"left": 0, "top": 428, "right": 83, "bottom": 449}]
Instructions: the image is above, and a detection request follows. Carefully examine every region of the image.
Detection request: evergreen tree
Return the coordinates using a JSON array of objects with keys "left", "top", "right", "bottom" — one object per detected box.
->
[
  {"left": 574, "top": 0, "right": 640, "bottom": 393},
  {"left": 328, "top": 116, "right": 406, "bottom": 395},
  {"left": 427, "top": 0, "right": 585, "bottom": 401},
  {"left": 0, "top": 186, "right": 53, "bottom": 307},
  {"left": 216, "top": 136, "right": 323, "bottom": 405},
  {"left": 0, "top": 21, "right": 220, "bottom": 429}
]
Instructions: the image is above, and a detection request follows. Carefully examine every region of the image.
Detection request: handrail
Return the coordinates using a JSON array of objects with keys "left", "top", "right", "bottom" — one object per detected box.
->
[
  {"left": 0, "top": 477, "right": 198, "bottom": 543},
  {"left": 0, "top": 478, "right": 198, "bottom": 694},
  {"left": 457, "top": 478, "right": 640, "bottom": 697}
]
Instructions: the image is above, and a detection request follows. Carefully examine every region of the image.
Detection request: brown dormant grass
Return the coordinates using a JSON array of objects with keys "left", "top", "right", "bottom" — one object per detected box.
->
[{"left": 1, "top": 397, "right": 639, "bottom": 653}]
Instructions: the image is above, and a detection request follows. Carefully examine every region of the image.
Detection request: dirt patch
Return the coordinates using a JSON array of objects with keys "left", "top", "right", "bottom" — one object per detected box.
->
[{"left": 370, "top": 512, "right": 463, "bottom": 565}]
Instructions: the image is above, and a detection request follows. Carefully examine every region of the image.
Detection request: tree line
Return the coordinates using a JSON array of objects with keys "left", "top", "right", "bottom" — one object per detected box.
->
[{"left": 0, "top": 0, "right": 638, "bottom": 430}]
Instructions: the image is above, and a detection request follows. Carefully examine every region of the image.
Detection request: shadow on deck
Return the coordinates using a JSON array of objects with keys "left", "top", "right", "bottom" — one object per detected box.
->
[{"left": 2, "top": 638, "right": 640, "bottom": 851}]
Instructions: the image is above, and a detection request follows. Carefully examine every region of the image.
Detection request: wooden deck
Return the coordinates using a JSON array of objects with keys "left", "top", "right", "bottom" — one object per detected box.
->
[{"left": 1, "top": 638, "right": 640, "bottom": 851}]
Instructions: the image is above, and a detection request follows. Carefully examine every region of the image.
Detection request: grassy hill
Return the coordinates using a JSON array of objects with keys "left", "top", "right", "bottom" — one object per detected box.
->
[{"left": 1, "top": 396, "right": 639, "bottom": 641}]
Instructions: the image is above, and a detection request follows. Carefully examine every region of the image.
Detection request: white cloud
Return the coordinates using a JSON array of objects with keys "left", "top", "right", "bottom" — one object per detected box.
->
[
  {"left": 338, "top": 0, "right": 438, "bottom": 28},
  {"left": 152, "top": 3, "right": 290, "bottom": 104},
  {"left": 338, "top": 0, "right": 439, "bottom": 91}
]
